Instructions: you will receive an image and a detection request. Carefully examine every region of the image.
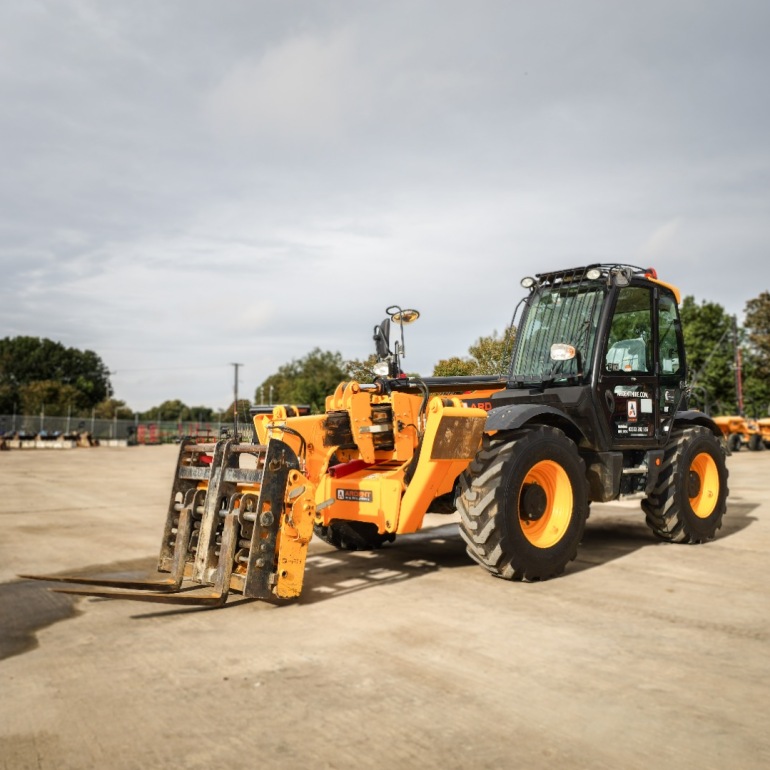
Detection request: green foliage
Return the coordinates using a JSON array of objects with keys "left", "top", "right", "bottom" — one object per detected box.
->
[
  {"left": 432, "top": 356, "right": 477, "bottom": 376},
  {"left": 153, "top": 399, "right": 189, "bottom": 421},
  {"left": 223, "top": 399, "right": 252, "bottom": 423},
  {"left": 18, "top": 381, "right": 83, "bottom": 416},
  {"left": 744, "top": 291, "right": 770, "bottom": 367},
  {"left": 681, "top": 295, "right": 770, "bottom": 416},
  {"left": 137, "top": 401, "right": 218, "bottom": 422},
  {"left": 680, "top": 296, "right": 736, "bottom": 413},
  {"left": 93, "top": 398, "right": 133, "bottom": 420},
  {"left": 433, "top": 328, "right": 516, "bottom": 377},
  {"left": 255, "top": 348, "right": 350, "bottom": 413},
  {"left": 0, "top": 336, "right": 111, "bottom": 413},
  {"left": 742, "top": 291, "right": 770, "bottom": 416},
  {"left": 345, "top": 353, "right": 379, "bottom": 383},
  {"left": 188, "top": 405, "right": 217, "bottom": 422}
]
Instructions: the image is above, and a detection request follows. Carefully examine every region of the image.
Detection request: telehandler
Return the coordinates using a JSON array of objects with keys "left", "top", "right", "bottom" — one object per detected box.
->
[
  {"left": 26, "top": 264, "right": 729, "bottom": 606},
  {"left": 713, "top": 415, "right": 765, "bottom": 452}
]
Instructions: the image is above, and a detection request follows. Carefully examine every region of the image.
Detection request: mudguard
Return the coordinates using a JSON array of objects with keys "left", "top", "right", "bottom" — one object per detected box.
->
[
  {"left": 671, "top": 410, "right": 724, "bottom": 439},
  {"left": 484, "top": 403, "right": 582, "bottom": 439}
]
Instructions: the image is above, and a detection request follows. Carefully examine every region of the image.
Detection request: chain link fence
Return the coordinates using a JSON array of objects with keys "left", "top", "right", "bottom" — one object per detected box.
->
[{"left": 0, "top": 414, "right": 253, "bottom": 445}]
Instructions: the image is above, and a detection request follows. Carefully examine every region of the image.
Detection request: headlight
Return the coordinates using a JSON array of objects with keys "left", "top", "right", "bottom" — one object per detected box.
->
[{"left": 373, "top": 361, "right": 390, "bottom": 377}]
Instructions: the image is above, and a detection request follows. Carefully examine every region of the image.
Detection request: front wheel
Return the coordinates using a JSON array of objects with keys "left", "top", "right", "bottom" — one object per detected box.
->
[
  {"left": 642, "top": 426, "right": 728, "bottom": 543},
  {"left": 457, "top": 426, "right": 588, "bottom": 581}
]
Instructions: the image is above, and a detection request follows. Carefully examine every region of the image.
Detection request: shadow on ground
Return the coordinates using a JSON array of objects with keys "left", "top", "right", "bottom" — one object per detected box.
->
[
  {"left": 571, "top": 499, "right": 757, "bottom": 574},
  {"left": 2, "top": 499, "right": 757, "bottom": 654},
  {"left": 0, "top": 581, "right": 81, "bottom": 662}
]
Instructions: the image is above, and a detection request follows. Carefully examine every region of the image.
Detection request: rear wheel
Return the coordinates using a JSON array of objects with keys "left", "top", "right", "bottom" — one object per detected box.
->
[
  {"left": 642, "top": 426, "right": 728, "bottom": 543},
  {"left": 313, "top": 520, "right": 395, "bottom": 551},
  {"left": 748, "top": 433, "right": 764, "bottom": 451},
  {"left": 457, "top": 426, "right": 588, "bottom": 581}
]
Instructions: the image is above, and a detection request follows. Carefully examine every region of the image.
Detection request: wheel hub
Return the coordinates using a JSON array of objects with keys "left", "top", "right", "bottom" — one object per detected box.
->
[
  {"left": 688, "top": 469, "right": 701, "bottom": 498},
  {"left": 520, "top": 483, "right": 547, "bottom": 521}
]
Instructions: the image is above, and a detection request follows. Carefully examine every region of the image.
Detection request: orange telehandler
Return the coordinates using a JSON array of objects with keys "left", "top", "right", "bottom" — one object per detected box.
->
[
  {"left": 25, "top": 264, "right": 729, "bottom": 606},
  {"left": 713, "top": 415, "right": 765, "bottom": 452}
]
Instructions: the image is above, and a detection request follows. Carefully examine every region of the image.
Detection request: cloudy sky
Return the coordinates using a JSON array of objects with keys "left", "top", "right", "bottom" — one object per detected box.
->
[{"left": 1, "top": 1, "right": 769, "bottom": 412}]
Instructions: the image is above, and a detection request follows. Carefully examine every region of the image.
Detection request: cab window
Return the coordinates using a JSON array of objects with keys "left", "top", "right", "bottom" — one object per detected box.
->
[
  {"left": 658, "top": 293, "right": 683, "bottom": 375},
  {"left": 604, "top": 287, "right": 652, "bottom": 373}
]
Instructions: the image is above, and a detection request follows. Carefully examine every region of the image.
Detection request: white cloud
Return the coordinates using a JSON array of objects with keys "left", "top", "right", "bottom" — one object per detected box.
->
[
  {"left": 203, "top": 27, "right": 364, "bottom": 143},
  {"left": 637, "top": 218, "right": 683, "bottom": 262},
  {"left": 2, "top": 1, "right": 770, "bottom": 411}
]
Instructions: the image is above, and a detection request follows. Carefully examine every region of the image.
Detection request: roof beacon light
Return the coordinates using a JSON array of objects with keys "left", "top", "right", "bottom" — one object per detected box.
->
[
  {"left": 390, "top": 308, "right": 420, "bottom": 325},
  {"left": 645, "top": 267, "right": 658, "bottom": 280}
]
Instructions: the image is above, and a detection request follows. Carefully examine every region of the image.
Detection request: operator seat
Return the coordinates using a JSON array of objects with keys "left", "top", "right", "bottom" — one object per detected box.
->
[{"left": 606, "top": 338, "right": 648, "bottom": 373}]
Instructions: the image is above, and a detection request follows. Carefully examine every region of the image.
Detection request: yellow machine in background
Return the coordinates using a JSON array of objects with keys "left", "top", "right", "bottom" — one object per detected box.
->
[{"left": 713, "top": 415, "right": 765, "bottom": 452}]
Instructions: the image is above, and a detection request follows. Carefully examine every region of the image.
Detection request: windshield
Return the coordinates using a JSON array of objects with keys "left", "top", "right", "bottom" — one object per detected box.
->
[{"left": 511, "top": 284, "right": 606, "bottom": 382}]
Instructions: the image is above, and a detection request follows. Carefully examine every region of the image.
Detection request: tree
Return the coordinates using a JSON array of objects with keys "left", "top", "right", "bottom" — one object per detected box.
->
[
  {"left": 93, "top": 398, "right": 133, "bottom": 420},
  {"left": 153, "top": 399, "right": 189, "bottom": 421},
  {"left": 433, "top": 328, "right": 516, "bottom": 377},
  {"left": 138, "top": 401, "right": 219, "bottom": 422},
  {"left": 744, "top": 291, "right": 770, "bottom": 368},
  {"left": 680, "top": 297, "right": 736, "bottom": 414},
  {"left": 188, "top": 405, "right": 216, "bottom": 422},
  {"left": 0, "top": 336, "right": 111, "bottom": 413},
  {"left": 223, "top": 399, "right": 252, "bottom": 423},
  {"left": 18, "top": 380, "right": 84, "bottom": 416},
  {"left": 345, "top": 353, "right": 379, "bottom": 383},
  {"left": 255, "top": 349, "right": 350, "bottom": 413},
  {"left": 742, "top": 291, "right": 770, "bottom": 416}
]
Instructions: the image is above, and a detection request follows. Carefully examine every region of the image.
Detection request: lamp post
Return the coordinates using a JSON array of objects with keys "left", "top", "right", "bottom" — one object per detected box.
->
[{"left": 231, "top": 363, "right": 243, "bottom": 440}]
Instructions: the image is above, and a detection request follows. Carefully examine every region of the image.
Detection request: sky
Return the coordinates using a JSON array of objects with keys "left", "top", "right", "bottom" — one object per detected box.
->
[{"left": 1, "top": 1, "right": 769, "bottom": 412}]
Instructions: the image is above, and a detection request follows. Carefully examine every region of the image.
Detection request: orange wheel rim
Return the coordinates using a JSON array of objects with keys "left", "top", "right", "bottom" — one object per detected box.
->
[
  {"left": 518, "top": 460, "right": 572, "bottom": 548},
  {"left": 690, "top": 452, "right": 719, "bottom": 518}
]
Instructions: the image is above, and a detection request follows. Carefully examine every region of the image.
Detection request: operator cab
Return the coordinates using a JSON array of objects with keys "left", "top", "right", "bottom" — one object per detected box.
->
[{"left": 506, "top": 264, "right": 686, "bottom": 449}]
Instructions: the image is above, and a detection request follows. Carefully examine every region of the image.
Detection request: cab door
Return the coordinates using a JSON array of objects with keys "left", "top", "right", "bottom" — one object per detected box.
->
[{"left": 599, "top": 285, "right": 659, "bottom": 446}]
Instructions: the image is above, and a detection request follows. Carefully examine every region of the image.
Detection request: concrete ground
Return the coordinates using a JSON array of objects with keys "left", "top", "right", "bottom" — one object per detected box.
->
[{"left": 0, "top": 445, "right": 768, "bottom": 770}]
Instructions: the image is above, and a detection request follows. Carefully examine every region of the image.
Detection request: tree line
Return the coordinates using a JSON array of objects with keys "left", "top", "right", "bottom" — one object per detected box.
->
[
  {"left": 2, "top": 290, "right": 769, "bottom": 421},
  {"left": 0, "top": 337, "right": 110, "bottom": 416}
]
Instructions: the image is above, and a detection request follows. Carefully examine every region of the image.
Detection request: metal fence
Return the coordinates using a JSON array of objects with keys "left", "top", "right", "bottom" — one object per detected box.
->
[{"left": 0, "top": 414, "right": 253, "bottom": 444}]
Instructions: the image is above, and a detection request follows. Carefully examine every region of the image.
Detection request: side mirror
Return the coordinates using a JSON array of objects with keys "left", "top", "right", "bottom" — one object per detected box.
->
[
  {"left": 550, "top": 343, "right": 576, "bottom": 361},
  {"left": 551, "top": 343, "right": 582, "bottom": 378}
]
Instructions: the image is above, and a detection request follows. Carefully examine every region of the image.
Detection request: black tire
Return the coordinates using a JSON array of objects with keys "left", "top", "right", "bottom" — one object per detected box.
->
[
  {"left": 727, "top": 433, "right": 742, "bottom": 453},
  {"left": 642, "top": 426, "right": 728, "bottom": 543},
  {"left": 748, "top": 433, "right": 764, "bottom": 452},
  {"left": 313, "top": 520, "right": 395, "bottom": 551},
  {"left": 457, "top": 426, "right": 588, "bottom": 581}
]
